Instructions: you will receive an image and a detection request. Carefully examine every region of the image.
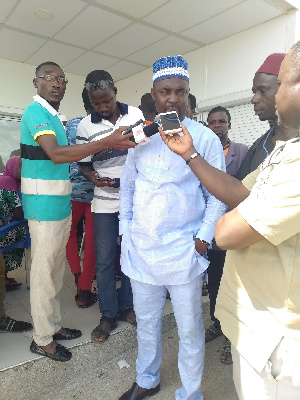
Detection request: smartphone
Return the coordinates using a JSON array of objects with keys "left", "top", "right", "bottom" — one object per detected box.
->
[
  {"left": 96, "top": 176, "right": 114, "bottom": 181},
  {"left": 159, "top": 112, "right": 182, "bottom": 135}
]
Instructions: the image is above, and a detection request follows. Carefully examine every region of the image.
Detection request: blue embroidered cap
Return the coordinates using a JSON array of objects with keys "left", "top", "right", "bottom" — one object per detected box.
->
[{"left": 153, "top": 55, "right": 189, "bottom": 83}]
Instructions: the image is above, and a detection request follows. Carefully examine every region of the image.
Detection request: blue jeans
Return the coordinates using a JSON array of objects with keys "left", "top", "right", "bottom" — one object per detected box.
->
[{"left": 93, "top": 212, "right": 133, "bottom": 319}]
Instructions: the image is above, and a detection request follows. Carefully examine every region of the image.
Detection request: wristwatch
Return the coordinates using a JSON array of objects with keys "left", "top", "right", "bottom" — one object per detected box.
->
[
  {"left": 186, "top": 152, "right": 200, "bottom": 165},
  {"left": 199, "top": 239, "right": 209, "bottom": 246}
]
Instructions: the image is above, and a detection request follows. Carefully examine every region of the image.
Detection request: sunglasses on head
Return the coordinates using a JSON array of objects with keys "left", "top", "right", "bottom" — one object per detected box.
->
[{"left": 85, "top": 80, "right": 114, "bottom": 91}]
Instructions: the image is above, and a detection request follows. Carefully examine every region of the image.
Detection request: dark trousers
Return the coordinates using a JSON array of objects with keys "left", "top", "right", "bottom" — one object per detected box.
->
[
  {"left": 207, "top": 249, "right": 227, "bottom": 330},
  {"left": 93, "top": 212, "right": 133, "bottom": 319}
]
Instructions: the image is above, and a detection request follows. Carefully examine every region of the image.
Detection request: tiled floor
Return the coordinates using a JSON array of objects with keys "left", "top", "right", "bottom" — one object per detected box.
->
[{"left": 0, "top": 261, "right": 174, "bottom": 372}]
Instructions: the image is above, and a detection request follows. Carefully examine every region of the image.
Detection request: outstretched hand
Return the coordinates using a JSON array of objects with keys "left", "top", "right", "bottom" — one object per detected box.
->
[
  {"left": 159, "top": 123, "right": 197, "bottom": 160},
  {"left": 106, "top": 126, "right": 137, "bottom": 151}
]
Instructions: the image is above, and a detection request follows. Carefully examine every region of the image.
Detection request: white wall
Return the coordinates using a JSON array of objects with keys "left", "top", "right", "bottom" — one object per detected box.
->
[
  {"left": 0, "top": 11, "right": 299, "bottom": 119},
  {"left": 0, "top": 59, "right": 85, "bottom": 119},
  {"left": 117, "top": 10, "right": 299, "bottom": 109}
]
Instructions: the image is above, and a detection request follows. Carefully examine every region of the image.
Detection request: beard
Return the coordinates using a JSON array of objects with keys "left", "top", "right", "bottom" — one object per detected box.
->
[
  {"left": 101, "top": 112, "right": 113, "bottom": 120},
  {"left": 48, "top": 99, "right": 60, "bottom": 108}
]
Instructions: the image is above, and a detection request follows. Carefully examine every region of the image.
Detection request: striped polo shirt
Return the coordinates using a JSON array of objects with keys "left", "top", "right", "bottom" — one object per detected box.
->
[
  {"left": 20, "top": 95, "right": 71, "bottom": 221},
  {"left": 77, "top": 103, "right": 144, "bottom": 213}
]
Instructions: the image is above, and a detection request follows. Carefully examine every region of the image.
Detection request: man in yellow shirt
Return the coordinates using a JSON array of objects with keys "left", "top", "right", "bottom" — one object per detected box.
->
[{"left": 159, "top": 43, "right": 300, "bottom": 400}]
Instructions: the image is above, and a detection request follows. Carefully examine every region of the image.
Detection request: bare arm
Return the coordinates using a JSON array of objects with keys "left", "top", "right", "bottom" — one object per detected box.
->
[
  {"left": 159, "top": 124, "right": 250, "bottom": 209},
  {"left": 12, "top": 206, "right": 24, "bottom": 221},
  {"left": 36, "top": 126, "right": 136, "bottom": 165},
  {"left": 79, "top": 164, "right": 94, "bottom": 182},
  {"left": 215, "top": 208, "right": 264, "bottom": 250},
  {"left": 194, "top": 239, "right": 209, "bottom": 256}
]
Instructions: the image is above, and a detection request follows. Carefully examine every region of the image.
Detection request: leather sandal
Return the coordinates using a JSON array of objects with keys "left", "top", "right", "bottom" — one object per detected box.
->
[
  {"left": 75, "top": 289, "right": 96, "bottom": 308},
  {"left": 202, "top": 281, "right": 208, "bottom": 296},
  {"left": 220, "top": 340, "right": 233, "bottom": 364},
  {"left": 91, "top": 316, "right": 118, "bottom": 343},
  {"left": 118, "top": 308, "right": 137, "bottom": 327}
]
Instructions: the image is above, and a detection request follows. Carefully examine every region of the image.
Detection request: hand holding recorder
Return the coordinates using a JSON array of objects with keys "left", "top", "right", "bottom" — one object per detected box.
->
[
  {"left": 159, "top": 111, "right": 182, "bottom": 135},
  {"left": 159, "top": 123, "right": 196, "bottom": 161}
]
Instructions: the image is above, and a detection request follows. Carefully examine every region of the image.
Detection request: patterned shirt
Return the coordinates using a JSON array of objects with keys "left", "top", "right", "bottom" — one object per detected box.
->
[
  {"left": 0, "top": 189, "right": 21, "bottom": 227},
  {"left": 119, "top": 117, "right": 226, "bottom": 285},
  {"left": 65, "top": 117, "right": 94, "bottom": 203}
]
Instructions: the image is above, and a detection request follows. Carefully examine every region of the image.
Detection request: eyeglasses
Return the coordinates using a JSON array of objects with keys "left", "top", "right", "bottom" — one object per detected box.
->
[
  {"left": 37, "top": 75, "right": 68, "bottom": 85},
  {"left": 85, "top": 80, "right": 114, "bottom": 91}
]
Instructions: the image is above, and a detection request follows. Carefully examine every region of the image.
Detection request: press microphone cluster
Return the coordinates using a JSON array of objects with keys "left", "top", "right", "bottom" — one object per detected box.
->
[{"left": 91, "top": 120, "right": 158, "bottom": 162}]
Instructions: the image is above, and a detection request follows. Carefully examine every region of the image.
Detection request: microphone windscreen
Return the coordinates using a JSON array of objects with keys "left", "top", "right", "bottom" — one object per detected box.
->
[
  {"left": 122, "top": 119, "right": 144, "bottom": 135},
  {"left": 144, "top": 123, "right": 159, "bottom": 138},
  {"left": 129, "top": 122, "right": 159, "bottom": 143}
]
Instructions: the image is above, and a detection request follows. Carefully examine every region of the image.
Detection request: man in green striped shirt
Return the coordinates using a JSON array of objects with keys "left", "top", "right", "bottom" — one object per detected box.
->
[{"left": 21, "top": 61, "right": 137, "bottom": 361}]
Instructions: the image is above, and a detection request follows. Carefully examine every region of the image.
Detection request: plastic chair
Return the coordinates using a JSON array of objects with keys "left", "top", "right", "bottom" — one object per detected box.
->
[{"left": 0, "top": 219, "right": 31, "bottom": 289}]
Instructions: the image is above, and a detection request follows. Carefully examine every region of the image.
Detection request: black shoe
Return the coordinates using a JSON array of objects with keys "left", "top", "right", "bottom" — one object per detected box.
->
[
  {"left": 0, "top": 315, "right": 32, "bottom": 333},
  {"left": 119, "top": 382, "right": 160, "bottom": 400},
  {"left": 205, "top": 323, "right": 223, "bottom": 343},
  {"left": 53, "top": 328, "right": 82, "bottom": 340},
  {"left": 30, "top": 341, "right": 72, "bottom": 362}
]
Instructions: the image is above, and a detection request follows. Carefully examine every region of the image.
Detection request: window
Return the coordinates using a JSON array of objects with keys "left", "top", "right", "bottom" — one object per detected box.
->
[{"left": 199, "top": 103, "right": 269, "bottom": 147}]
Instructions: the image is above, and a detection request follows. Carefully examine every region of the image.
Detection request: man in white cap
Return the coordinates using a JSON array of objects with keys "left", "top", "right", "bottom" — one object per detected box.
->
[{"left": 119, "top": 55, "right": 226, "bottom": 400}]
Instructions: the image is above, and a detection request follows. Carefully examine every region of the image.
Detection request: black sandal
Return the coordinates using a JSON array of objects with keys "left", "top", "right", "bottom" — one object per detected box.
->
[{"left": 91, "top": 316, "right": 118, "bottom": 343}]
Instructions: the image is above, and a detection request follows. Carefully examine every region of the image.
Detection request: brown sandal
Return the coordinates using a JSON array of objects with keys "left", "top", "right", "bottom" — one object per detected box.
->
[
  {"left": 220, "top": 340, "right": 233, "bottom": 364},
  {"left": 91, "top": 316, "right": 118, "bottom": 343},
  {"left": 118, "top": 308, "right": 137, "bottom": 327},
  {"left": 75, "top": 289, "right": 96, "bottom": 308}
]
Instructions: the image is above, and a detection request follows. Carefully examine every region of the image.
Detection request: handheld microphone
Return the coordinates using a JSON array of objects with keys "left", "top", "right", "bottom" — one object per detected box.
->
[
  {"left": 122, "top": 119, "right": 144, "bottom": 136},
  {"left": 91, "top": 122, "right": 158, "bottom": 162}
]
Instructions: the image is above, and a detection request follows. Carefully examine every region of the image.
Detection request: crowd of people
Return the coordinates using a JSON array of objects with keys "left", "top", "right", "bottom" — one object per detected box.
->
[{"left": 0, "top": 40, "right": 299, "bottom": 400}]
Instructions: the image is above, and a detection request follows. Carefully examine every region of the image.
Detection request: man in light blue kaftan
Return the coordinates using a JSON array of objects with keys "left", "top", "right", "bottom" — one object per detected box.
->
[{"left": 119, "top": 56, "right": 226, "bottom": 400}]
